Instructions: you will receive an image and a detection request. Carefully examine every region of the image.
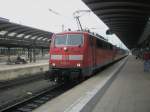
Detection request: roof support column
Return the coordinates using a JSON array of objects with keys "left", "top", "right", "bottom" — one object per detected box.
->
[
  {"left": 33, "top": 47, "right": 36, "bottom": 63},
  {"left": 7, "top": 47, "right": 11, "bottom": 63},
  {"left": 28, "top": 48, "right": 32, "bottom": 63},
  {"left": 41, "top": 48, "right": 44, "bottom": 58}
]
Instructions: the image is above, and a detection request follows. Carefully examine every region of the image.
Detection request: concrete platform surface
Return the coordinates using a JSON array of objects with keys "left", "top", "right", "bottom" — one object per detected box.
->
[
  {"left": 92, "top": 56, "right": 150, "bottom": 112},
  {"left": 33, "top": 58, "right": 126, "bottom": 112},
  {"left": 0, "top": 60, "right": 48, "bottom": 71},
  {"left": 0, "top": 60, "right": 48, "bottom": 81}
]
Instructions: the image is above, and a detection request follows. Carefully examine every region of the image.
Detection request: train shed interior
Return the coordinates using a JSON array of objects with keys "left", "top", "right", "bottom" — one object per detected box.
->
[
  {"left": 0, "top": 19, "right": 53, "bottom": 63},
  {"left": 82, "top": 0, "right": 150, "bottom": 54},
  {"left": 1, "top": 1, "right": 150, "bottom": 112}
]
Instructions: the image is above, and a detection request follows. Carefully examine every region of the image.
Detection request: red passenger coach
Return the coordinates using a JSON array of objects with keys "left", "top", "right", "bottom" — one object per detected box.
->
[{"left": 48, "top": 31, "right": 121, "bottom": 82}]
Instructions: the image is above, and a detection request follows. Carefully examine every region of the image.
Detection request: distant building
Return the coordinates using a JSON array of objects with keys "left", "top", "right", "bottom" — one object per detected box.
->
[{"left": 0, "top": 17, "right": 9, "bottom": 22}]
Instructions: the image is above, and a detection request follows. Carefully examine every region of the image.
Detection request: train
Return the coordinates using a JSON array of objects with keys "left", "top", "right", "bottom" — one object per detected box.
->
[{"left": 47, "top": 31, "right": 127, "bottom": 82}]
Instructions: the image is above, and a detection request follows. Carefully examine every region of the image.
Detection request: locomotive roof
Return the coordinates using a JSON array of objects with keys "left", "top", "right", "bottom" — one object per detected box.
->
[{"left": 55, "top": 31, "right": 112, "bottom": 46}]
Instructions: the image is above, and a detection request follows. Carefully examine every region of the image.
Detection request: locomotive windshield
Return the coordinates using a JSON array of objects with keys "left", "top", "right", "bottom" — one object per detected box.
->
[{"left": 54, "top": 34, "right": 83, "bottom": 46}]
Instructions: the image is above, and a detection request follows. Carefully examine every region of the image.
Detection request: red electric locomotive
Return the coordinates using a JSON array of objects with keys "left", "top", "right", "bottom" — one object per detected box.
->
[{"left": 48, "top": 31, "right": 119, "bottom": 82}]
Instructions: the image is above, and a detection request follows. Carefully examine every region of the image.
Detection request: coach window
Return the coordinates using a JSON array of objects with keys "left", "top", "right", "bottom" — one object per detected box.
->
[
  {"left": 103, "top": 42, "right": 106, "bottom": 49},
  {"left": 102, "top": 42, "right": 106, "bottom": 49},
  {"left": 96, "top": 38, "right": 103, "bottom": 48},
  {"left": 108, "top": 44, "right": 110, "bottom": 49},
  {"left": 96, "top": 38, "right": 99, "bottom": 48},
  {"left": 107, "top": 43, "right": 110, "bottom": 49},
  {"left": 104, "top": 43, "right": 107, "bottom": 49},
  {"left": 106, "top": 43, "right": 109, "bottom": 49},
  {"left": 109, "top": 44, "right": 112, "bottom": 50}
]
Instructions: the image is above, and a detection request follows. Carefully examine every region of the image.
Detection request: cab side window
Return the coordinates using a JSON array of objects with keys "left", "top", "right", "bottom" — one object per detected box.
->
[{"left": 89, "top": 35, "right": 94, "bottom": 47}]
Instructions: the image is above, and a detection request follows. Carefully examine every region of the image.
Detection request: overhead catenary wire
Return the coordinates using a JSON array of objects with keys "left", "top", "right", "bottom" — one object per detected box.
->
[
  {"left": 48, "top": 8, "right": 91, "bottom": 31},
  {"left": 73, "top": 10, "right": 91, "bottom": 31}
]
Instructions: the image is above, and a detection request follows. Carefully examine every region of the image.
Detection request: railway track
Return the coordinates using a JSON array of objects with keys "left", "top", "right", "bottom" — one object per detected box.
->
[
  {"left": 0, "top": 57, "right": 126, "bottom": 112},
  {"left": 0, "top": 73, "right": 45, "bottom": 89},
  {"left": 0, "top": 82, "right": 78, "bottom": 112}
]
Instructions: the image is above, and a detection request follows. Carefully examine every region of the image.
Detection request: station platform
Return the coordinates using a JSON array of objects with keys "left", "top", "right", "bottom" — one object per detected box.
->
[
  {"left": 33, "top": 56, "right": 150, "bottom": 112},
  {"left": 92, "top": 56, "right": 150, "bottom": 112},
  {"left": 0, "top": 60, "right": 48, "bottom": 81}
]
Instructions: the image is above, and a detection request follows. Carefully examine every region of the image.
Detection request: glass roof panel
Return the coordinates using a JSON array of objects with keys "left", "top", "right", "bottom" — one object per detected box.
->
[
  {"left": 37, "top": 37, "right": 43, "bottom": 40},
  {"left": 17, "top": 34, "right": 25, "bottom": 38},
  {"left": 0, "top": 31, "right": 8, "bottom": 35},
  {"left": 31, "top": 36, "right": 37, "bottom": 40},
  {"left": 42, "top": 38, "right": 47, "bottom": 41},
  {"left": 8, "top": 32, "right": 17, "bottom": 37},
  {"left": 24, "top": 35, "right": 31, "bottom": 38}
]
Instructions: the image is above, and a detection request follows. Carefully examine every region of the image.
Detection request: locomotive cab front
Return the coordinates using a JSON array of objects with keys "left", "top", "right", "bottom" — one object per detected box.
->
[{"left": 49, "top": 32, "right": 85, "bottom": 82}]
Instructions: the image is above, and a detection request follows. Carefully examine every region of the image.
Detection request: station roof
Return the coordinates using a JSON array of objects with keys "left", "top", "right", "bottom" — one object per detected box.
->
[
  {"left": 82, "top": 0, "right": 150, "bottom": 49},
  {"left": 0, "top": 20, "right": 53, "bottom": 48}
]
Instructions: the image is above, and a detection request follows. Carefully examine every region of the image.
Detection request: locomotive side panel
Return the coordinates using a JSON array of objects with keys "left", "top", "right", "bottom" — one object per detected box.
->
[{"left": 82, "top": 33, "right": 97, "bottom": 76}]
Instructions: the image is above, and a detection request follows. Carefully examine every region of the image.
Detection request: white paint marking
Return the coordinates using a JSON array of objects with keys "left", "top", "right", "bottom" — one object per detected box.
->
[{"left": 64, "top": 59, "right": 125, "bottom": 112}]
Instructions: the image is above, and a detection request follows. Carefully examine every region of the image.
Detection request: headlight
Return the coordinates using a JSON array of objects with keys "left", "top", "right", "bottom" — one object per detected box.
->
[
  {"left": 77, "top": 63, "right": 81, "bottom": 67},
  {"left": 64, "top": 47, "right": 67, "bottom": 51},
  {"left": 52, "top": 63, "right": 56, "bottom": 67}
]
